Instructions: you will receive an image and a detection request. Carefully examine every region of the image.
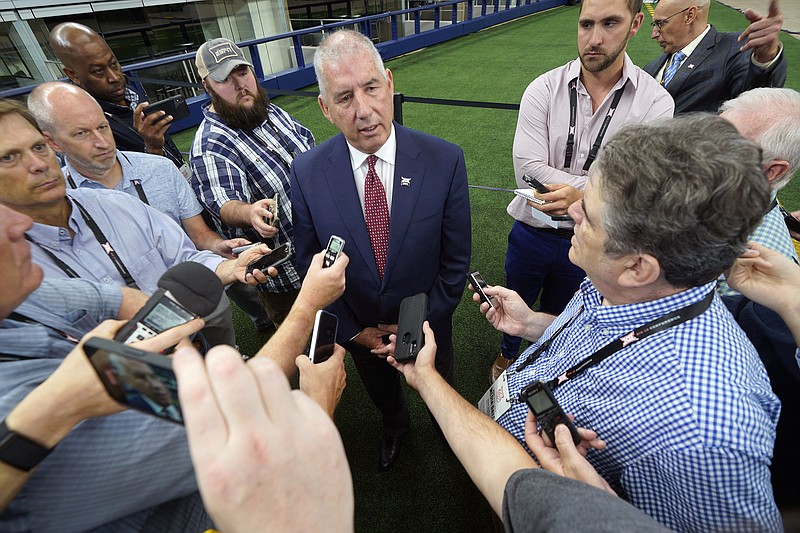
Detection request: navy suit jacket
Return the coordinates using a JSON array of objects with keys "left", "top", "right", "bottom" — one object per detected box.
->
[
  {"left": 644, "top": 26, "right": 787, "bottom": 114},
  {"left": 291, "top": 123, "right": 471, "bottom": 343}
]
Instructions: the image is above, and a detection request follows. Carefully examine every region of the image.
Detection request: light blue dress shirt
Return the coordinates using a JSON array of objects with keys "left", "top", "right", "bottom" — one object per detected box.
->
[{"left": 26, "top": 188, "right": 224, "bottom": 295}]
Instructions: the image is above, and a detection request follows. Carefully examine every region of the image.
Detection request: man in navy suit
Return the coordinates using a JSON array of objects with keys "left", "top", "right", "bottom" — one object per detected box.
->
[
  {"left": 291, "top": 30, "right": 471, "bottom": 470},
  {"left": 644, "top": 0, "right": 786, "bottom": 114}
]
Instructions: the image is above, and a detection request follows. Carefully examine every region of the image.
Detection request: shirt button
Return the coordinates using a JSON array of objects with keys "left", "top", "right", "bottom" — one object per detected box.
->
[
  {"left": 59, "top": 229, "right": 67, "bottom": 236},
  {"left": 584, "top": 324, "right": 591, "bottom": 331},
  {"left": 602, "top": 328, "right": 609, "bottom": 335}
]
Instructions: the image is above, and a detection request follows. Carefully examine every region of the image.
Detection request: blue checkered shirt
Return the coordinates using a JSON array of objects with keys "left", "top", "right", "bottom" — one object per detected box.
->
[
  {"left": 499, "top": 279, "right": 781, "bottom": 532},
  {"left": 718, "top": 198, "right": 799, "bottom": 297},
  {"left": 190, "top": 102, "right": 314, "bottom": 293}
]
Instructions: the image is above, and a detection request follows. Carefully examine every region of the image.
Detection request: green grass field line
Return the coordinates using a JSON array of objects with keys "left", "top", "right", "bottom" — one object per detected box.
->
[{"left": 170, "top": 4, "right": 800, "bottom": 530}]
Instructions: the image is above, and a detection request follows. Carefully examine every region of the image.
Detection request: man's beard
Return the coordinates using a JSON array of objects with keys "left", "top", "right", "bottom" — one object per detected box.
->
[
  {"left": 208, "top": 85, "right": 270, "bottom": 131},
  {"left": 579, "top": 35, "right": 629, "bottom": 73}
]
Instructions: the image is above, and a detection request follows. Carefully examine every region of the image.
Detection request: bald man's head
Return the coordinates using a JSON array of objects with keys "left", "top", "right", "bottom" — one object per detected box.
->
[
  {"left": 651, "top": 0, "right": 710, "bottom": 54},
  {"left": 50, "top": 23, "right": 127, "bottom": 105},
  {"left": 28, "top": 82, "right": 118, "bottom": 178}
]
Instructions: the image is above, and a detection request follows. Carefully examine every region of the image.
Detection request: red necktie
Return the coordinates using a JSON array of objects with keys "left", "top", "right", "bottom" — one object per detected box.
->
[{"left": 364, "top": 155, "right": 390, "bottom": 280}]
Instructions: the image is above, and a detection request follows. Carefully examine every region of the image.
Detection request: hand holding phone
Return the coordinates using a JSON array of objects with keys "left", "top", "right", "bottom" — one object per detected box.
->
[
  {"left": 267, "top": 194, "right": 279, "bottom": 227},
  {"left": 308, "top": 310, "right": 338, "bottom": 364},
  {"left": 522, "top": 174, "right": 550, "bottom": 194},
  {"left": 142, "top": 95, "right": 190, "bottom": 121},
  {"left": 394, "top": 293, "right": 427, "bottom": 362},
  {"left": 246, "top": 243, "right": 292, "bottom": 274},
  {"left": 467, "top": 271, "right": 495, "bottom": 309},
  {"left": 84, "top": 337, "right": 184, "bottom": 424}
]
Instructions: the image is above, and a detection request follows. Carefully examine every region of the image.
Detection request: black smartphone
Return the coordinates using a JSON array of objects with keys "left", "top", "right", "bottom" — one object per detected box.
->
[
  {"left": 84, "top": 337, "right": 183, "bottom": 424},
  {"left": 395, "top": 293, "right": 427, "bottom": 362},
  {"left": 522, "top": 174, "right": 549, "bottom": 194},
  {"left": 466, "top": 270, "right": 494, "bottom": 309},
  {"left": 550, "top": 214, "right": 573, "bottom": 222},
  {"left": 519, "top": 380, "right": 580, "bottom": 445},
  {"left": 142, "top": 95, "right": 190, "bottom": 121},
  {"left": 308, "top": 310, "right": 338, "bottom": 364},
  {"left": 782, "top": 207, "right": 800, "bottom": 234},
  {"left": 246, "top": 242, "right": 292, "bottom": 274},
  {"left": 323, "top": 235, "right": 345, "bottom": 268}
]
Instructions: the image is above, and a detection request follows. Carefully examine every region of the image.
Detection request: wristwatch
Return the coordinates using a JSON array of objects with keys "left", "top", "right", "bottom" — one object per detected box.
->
[{"left": 0, "top": 419, "right": 53, "bottom": 471}]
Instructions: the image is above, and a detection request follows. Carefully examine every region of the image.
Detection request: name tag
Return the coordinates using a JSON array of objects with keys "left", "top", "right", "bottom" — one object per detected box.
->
[{"left": 478, "top": 371, "right": 513, "bottom": 421}]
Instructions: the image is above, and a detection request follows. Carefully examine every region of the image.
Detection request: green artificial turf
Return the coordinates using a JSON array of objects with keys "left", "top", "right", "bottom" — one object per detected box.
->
[{"left": 170, "top": 3, "right": 800, "bottom": 530}]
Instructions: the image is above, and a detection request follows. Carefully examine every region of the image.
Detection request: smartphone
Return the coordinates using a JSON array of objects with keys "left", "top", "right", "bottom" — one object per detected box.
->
[
  {"left": 514, "top": 188, "right": 546, "bottom": 206},
  {"left": 466, "top": 271, "right": 494, "bottom": 309},
  {"left": 268, "top": 194, "right": 279, "bottom": 227},
  {"left": 246, "top": 242, "right": 292, "bottom": 274},
  {"left": 323, "top": 235, "right": 345, "bottom": 268},
  {"left": 519, "top": 380, "right": 580, "bottom": 445},
  {"left": 84, "top": 337, "right": 183, "bottom": 425},
  {"left": 308, "top": 310, "right": 338, "bottom": 364},
  {"left": 782, "top": 207, "right": 800, "bottom": 234},
  {"left": 395, "top": 293, "right": 427, "bottom": 362},
  {"left": 522, "top": 174, "right": 549, "bottom": 194},
  {"left": 549, "top": 214, "right": 573, "bottom": 222},
  {"left": 142, "top": 95, "right": 190, "bottom": 121}
]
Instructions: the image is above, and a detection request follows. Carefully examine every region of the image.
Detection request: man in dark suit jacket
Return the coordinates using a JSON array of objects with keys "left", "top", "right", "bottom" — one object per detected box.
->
[
  {"left": 291, "top": 30, "right": 471, "bottom": 470},
  {"left": 644, "top": 0, "right": 786, "bottom": 113}
]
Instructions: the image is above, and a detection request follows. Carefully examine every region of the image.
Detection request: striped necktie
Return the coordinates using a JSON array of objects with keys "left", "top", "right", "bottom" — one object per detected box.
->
[{"left": 662, "top": 50, "right": 685, "bottom": 87}]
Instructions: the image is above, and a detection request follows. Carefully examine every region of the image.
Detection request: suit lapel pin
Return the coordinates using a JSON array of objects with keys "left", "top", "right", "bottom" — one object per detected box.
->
[
  {"left": 401, "top": 177, "right": 411, "bottom": 187},
  {"left": 687, "top": 64, "right": 695, "bottom": 69}
]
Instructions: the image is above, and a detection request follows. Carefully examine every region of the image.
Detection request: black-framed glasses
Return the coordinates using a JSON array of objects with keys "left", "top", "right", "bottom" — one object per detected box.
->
[{"left": 651, "top": 6, "right": 692, "bottom": 30}]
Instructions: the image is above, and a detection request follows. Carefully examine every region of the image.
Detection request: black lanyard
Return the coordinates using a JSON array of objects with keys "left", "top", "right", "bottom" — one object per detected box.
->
[
  {"left": 514, "top": 290, "right": 715, "bottom": 391},
  {"left": 26, "top": 198, "right": 140, "bottom": 290},
  {"left": 65, "top": 157, "right": 150, "bottom": 205},
  {"left": 563, "top": 79, "right": 629, "bottom": 172},
  {"left": 6, "top": 312, "right": 81, "bottom": 344}
]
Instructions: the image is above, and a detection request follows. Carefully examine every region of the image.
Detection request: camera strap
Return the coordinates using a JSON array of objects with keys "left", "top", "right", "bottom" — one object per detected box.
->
[
  {"left": 563, "top": 79, "right": 629, "bottom": 172},
  {"left": 545, "top": 290, "right": 715, "bottom": 392}
]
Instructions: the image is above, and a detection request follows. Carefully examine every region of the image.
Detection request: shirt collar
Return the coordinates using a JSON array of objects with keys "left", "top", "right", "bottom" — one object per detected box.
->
[
  {"left": 63, "top": 150, "right": 128, "bottom": 191},
  {"left": 348, "top": 124, "right": 397, "bottom": 171},
  {"left": 579, "top": 278, "right": 717, "bottom": 326}
]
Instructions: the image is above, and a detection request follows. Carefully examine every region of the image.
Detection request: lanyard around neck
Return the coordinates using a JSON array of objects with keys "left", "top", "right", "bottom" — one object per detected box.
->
[
  {"left": 563, "top": 78, "right": 629, "bottom": 172},
  {"left": 514, "top": 290, "right": 715, "bottom": 391},
  {"left": 26, "top": 198, "right": 140, "bottom": 290}
]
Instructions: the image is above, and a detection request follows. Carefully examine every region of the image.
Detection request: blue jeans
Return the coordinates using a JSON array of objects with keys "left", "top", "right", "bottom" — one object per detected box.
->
[{"left": 501, "top": 221, "right": 586, "bottom": 359}]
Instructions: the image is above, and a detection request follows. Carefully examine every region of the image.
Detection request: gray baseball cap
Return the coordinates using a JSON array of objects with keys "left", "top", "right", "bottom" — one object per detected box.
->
[{"left": 195, "top": 38, "right": 254, "bottom": 82}]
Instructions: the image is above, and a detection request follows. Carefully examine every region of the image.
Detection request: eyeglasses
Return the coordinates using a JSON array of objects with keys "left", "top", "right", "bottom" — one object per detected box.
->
[{"left": 651, "top": 6, "right": 692, "bottom": 31}]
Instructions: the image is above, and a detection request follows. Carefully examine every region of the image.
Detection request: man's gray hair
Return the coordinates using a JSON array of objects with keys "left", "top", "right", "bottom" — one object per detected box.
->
[
  {"left": 313, "top": 29, "right": 387, "bottom": 102},
  {"left": 594, "top": 114, "right": 769, "bottom": 288},
  {"left": 720, "top": 88, "right": 800, "bottom": 191}
]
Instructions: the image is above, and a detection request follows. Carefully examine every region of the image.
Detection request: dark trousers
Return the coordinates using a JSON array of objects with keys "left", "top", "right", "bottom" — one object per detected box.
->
[
  {"left": 501, "top": 221, "right": 585, "bottom": 359},
  {"left": 346, "top": 327, "right": 453, "bottom": 435}
]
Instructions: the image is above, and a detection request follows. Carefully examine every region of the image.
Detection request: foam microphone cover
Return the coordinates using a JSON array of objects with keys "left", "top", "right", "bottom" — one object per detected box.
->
[{"left": 157, "top": 262, "right": 224, "bottom": 318}]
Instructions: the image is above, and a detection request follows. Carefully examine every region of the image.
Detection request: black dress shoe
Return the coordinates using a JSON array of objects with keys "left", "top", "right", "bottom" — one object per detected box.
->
[{"left": 379, "top": 431, "right": 406, "bottom": 471}]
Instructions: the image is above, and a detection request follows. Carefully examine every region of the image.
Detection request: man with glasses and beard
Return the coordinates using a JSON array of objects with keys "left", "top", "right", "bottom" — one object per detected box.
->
[
  {"left": 191, "top": 38, "right": 315, "bottom": 325},
  {"left": 492, "top": 0, "right": 673, "bottom": 381}
]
